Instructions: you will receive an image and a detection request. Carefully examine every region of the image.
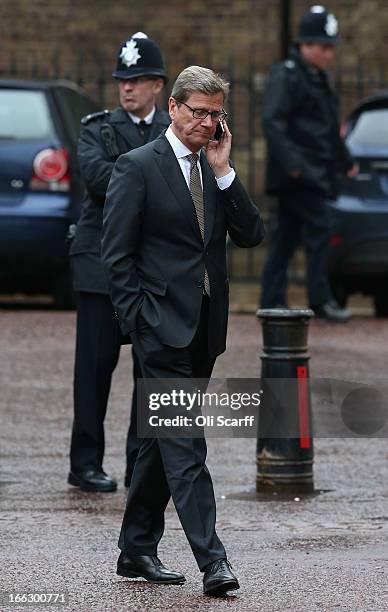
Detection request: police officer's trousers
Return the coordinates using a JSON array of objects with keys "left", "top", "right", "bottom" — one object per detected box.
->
[
  {"left": 261, "top": 189, "right": 333, "bottom": 308},
  {"left": 70, "top": 291, "right": 142, "bottom": 479}
]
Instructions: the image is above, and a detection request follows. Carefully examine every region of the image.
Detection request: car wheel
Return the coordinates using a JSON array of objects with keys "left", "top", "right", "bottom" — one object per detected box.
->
[
  {"left": 373, "top": 292, "right": 388, "bottom": 318},
  {"left": 53, "top": 272, "right": 75, "bottom": 310}
]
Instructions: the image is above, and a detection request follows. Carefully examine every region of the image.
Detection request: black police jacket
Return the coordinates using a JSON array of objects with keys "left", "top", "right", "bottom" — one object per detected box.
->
[
  {"left": 70, "top": 106, "right": 171, "bottom": 293},
  {"left": 262, "top": 46, "right": 354, "bottom": 198}
]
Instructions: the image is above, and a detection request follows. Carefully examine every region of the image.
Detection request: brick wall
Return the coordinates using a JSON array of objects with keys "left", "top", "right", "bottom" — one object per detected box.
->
[{"left": 1, "top": 0, "right": 388, "bottom": 198}]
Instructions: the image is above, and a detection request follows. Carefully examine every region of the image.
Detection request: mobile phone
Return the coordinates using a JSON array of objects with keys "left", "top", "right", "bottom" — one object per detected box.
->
[{"left": 214, "top": 120, "right": 225, "bottom": 141}]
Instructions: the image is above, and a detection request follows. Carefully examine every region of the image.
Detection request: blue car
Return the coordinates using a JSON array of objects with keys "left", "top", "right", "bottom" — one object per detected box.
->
[
  {"left": 0, "top": 79, "right": 98, "bottom": 307},
  {"left": 328, "top": 90, "right": 388, "bottom": 316}
]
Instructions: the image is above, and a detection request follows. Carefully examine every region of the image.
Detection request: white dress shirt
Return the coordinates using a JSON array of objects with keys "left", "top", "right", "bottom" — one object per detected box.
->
[
  {"left": 128, "top": 106, "right": 156, "bottom": 125},
  {"left": 165, "top": 126, "right": 235, "bottom": 190}
]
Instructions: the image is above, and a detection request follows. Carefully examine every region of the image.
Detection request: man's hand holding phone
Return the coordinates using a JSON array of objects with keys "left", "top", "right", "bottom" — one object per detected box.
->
[{"left": 205, "top": 119, "right": 232, "bottom": 179}]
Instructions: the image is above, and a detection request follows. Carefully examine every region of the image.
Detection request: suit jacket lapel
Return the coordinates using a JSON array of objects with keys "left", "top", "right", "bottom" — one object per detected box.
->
[
  {"left": 154, "top": 136, "right": 203, "bottom": 242},
  {"left": 200, "top": 151, "right": 217, "bottom": 246}
]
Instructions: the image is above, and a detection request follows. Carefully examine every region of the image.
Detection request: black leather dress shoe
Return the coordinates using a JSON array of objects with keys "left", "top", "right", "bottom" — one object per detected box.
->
[
  {"left": 311, "top": 299, "right": 351, "bottom": 323},
  {"left": 68, "top": 469, "right": 117, "bottom": 492},
  {"left": 117, "top": 552, "right": 185, "bottom": 584},
  {"left": 203, "top": 558, "right": 240, "bottom": 596}
]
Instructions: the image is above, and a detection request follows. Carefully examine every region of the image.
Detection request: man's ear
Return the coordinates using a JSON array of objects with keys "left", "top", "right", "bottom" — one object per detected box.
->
[
  {"left": 168, "top": 96, "right": 177, "bottom": 120},
  {"left": 153, "top": 78, "right": 165, "bottom": 95}
]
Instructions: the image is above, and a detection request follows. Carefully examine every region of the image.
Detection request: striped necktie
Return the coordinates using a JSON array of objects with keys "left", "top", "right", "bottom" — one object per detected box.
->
[{"left": 186, "top": 153, "right": 210, "bottom": 296}]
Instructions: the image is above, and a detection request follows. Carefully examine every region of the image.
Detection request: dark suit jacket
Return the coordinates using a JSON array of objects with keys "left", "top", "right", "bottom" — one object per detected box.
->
[
  {"left": 70, "top": 106, "right": 171, "bottom": 293},
  {"left": 102, "top": 134, "right": 265, "bottom": 358}
]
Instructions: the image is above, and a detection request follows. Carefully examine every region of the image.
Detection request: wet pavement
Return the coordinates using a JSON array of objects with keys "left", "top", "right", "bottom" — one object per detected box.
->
[{"left": 1, "top": 301, "right": 388, "bottom": 611}]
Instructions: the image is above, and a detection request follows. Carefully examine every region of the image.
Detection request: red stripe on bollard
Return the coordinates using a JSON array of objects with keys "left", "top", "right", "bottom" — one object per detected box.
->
[{"left": 297, "top": 365, "right": 311, "bottom": 449}]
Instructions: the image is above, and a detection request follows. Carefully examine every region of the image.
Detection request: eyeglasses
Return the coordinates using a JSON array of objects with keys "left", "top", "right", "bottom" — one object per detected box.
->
[{"left": 180, "top": 102, "right": 227, "bottom": 122}]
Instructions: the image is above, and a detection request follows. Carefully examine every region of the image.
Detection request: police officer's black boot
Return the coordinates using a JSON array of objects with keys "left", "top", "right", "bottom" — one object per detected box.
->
[{"left": 311, "top": 299, "right": 351, "bottom": 322}]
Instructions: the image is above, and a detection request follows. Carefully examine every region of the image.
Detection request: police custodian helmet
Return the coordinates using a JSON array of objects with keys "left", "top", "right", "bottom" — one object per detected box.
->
[
  {"left": 297, "top": 5, "right": 339, "bottom": 45},
  {"left": 112, "top": 32, "right": 167, "bottom": 81}
]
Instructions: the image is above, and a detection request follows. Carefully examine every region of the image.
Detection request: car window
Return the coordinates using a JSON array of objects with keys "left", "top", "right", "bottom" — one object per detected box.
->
[
  {"left": 55, "top": 87, "right": 98, "bottom": 140},
  {"left": 0, "top": 89, "right": 55, "bottom": 140},
  {"left": 69, "top": 90, "right": 98, "bottom": 127},
  {"left": 347, "top": 108, "right": 388, "bottom": 148}
]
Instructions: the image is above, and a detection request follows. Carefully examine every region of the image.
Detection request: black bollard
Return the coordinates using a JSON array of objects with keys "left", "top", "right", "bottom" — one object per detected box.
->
[{"left": 256, "top": 309, "right": 314, "bottom": 493}]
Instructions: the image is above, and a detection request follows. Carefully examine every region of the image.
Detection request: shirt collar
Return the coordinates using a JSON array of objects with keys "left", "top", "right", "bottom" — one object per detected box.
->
[
  {"left": 128, "top": 106, "right": 156, "bottom": 125},
  {"left": 165, "top": 126, "right": 201, "bottom": 160}
]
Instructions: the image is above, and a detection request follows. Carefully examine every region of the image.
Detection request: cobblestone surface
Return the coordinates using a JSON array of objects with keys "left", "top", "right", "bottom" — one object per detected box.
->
[{"left": 1, "top": 304, "right": 387, "bottom": 611}]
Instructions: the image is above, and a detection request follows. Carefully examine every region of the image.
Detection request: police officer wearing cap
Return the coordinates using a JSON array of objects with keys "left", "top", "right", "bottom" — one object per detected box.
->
[
  {"left": 68, "top": 33, "right": 170, "bottom": 492},
  {"left": 260, "top": 6, "right": 358, "bottom": 321}
]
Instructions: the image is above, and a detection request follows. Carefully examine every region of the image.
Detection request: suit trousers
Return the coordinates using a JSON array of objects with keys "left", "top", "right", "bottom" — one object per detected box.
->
[
  {"left": 118, "top": 296, "right": 226, "bottom": 571},
  {"left": 260, "top": 189, "right": 333, "bottom": 308},
  {"left": 70, "top": 291, "right": 142, "bottom": 478}
]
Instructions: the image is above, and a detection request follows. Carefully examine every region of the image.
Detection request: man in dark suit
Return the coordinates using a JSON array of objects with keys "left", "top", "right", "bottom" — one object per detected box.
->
[
  {"left": 102, "top": 65, "right": 265, "bottom": 595},
  {"left": 68, "top": 33, "right": 170, "bottom": 493}
]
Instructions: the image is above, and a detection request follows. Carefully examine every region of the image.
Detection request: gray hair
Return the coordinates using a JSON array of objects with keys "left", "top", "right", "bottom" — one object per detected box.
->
[{"left": 171, "top": 65, "right": 230, "bottom": 103}]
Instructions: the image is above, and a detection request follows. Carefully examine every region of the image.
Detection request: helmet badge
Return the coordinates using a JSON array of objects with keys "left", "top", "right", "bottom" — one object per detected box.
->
[
  {"left": 120, "top": 39, "right": 141, "bottom": 68},
  {"left": 325, "top": 13, "right": 338, "bottom": 37}
]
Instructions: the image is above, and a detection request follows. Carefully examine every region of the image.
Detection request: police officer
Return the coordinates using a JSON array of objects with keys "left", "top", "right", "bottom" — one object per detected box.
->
[
  {"left": 260, "top": 6, "right": 358, "bottom": 321},
  {"left": 68, "top": 33, "right": 170, "bottom": 492}
]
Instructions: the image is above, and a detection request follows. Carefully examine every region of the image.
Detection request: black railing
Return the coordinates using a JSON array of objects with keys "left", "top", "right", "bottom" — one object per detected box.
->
[{"left": 1, "top": 52, "right": 387, "bottom": 281}]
